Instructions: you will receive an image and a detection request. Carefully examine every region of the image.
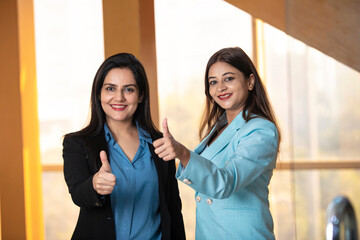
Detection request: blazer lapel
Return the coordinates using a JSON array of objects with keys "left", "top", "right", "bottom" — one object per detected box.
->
[
  {"left": 148, "top": 143, "right": 167, "bottom": 188},
  {"left": 196, "top": 112, "right": 246, "bottom": 160},
  {"left": 194, "top": 124, "right": 218, "bottom": 155}
]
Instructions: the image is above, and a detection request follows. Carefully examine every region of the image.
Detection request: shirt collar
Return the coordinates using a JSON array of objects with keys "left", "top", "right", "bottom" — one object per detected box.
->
[
  {"left": 104, "top": 123, "right": 113, "bottom": 144},
  {"left": 136, "top": 122, "right": 153, "bottom": 144}
]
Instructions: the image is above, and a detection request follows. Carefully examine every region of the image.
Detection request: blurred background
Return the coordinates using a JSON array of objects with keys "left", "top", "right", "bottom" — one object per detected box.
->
[{"left": 1, "top": 0, "right": 360, "bottom": 239}]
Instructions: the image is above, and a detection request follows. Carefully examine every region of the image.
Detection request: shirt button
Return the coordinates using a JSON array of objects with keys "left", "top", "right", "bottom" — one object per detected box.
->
[
  {"left": 183, "top": 179, "right": 192, "bottom": 185},
  {"left": 95, "top": 202, "right": 100, "bottom": 207},
  {"left": 196, "top": 196, "right": 201, "bottom": 202},
  {"left": 206, "top": 198, "right": 213, "bottom": 205}
]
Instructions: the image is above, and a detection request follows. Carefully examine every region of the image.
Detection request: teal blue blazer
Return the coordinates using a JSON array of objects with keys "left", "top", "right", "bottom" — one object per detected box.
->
[{"left": 176, "top": 112, "right": 279, "bottom": 240}]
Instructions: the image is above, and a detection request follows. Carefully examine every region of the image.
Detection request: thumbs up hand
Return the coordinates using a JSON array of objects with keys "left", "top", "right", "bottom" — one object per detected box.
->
[
  {"left": 153, "top": 118, "right": 190, "bottom": 167},
  {"left": 162, "top": 117, "right": 171, "bottom": 138},
  {"left": 92, "top": 150, "right": 116, "bottom": 195},
  {"left": 99, "top": 150, "right": 112, "bottom": 173}
]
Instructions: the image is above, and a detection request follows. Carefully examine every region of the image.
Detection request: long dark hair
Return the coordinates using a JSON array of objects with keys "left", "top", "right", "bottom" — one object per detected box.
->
[
  {"left": 199, "top": 47, "right": 281, "bottom": 144},
  {"left": 67, "top": 52, "right": 161, "bottom": 140}
]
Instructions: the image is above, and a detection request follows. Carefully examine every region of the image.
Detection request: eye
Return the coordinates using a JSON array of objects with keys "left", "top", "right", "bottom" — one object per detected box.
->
[
  {"left": 105, "top": 86, "right": 115, "bottom": 91},
  {"left": 124, "top": 87, "right": 135, "bottom": 93},
  {"left": 209, "top": 80, "right": 217, "bottom": 86},
  {"left": 225, "top": 77, "right": 234, "bottom": 82}
]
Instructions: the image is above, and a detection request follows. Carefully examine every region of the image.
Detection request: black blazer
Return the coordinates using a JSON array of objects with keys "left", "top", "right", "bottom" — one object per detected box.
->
[{"left": 63, "top": 130, "right": 186, "bottom": 240}]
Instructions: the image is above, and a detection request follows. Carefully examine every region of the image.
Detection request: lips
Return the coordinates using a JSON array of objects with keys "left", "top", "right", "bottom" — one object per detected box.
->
[
  {"left": 218, "top": 93, "right": 232, "bottom": 100},
  {"left": 110, "top": 104, "right": 127, "bottom": 111}
]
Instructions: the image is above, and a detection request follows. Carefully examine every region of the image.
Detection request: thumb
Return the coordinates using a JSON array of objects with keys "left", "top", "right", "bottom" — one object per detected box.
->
[
  {"left": 162, "top": 118, "right": 171, "bottom": 137},
  {"left": 99, "top": 150, "right": 112, "bottom": 173}
]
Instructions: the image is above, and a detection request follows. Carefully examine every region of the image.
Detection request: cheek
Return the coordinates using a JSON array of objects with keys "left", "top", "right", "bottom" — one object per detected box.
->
[
  {"left": 100, "top": 92, "right": 111, "bottom": 103},
  {"left": 100, "top": 98, "right": 107, "bottom": 111},
  {"left": 128, "top": 94, "right": 140, "bottom": 104},
  {"left": 209, "top": 87, "right": 216, "bottom": 98}
]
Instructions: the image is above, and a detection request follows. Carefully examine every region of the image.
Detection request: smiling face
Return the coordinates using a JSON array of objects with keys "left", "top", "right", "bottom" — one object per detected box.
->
[
  {"left": 208, "top": 61, "right": 254, "bottom": 118},
  {"left": 100, "top": 68, "right": 143, "bottom": 126}
]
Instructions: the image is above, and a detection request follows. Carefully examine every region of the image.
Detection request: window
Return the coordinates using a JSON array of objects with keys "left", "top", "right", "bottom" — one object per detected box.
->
[
  {"left": 263, "top": 23, "right": 360, "bottom": 239},
  {"left": 155, "top": 0, "right": 253, "bottom": 238},
  {"left": 155, "top": 1, "right": 360, "bottom": 239},
  {"left": 34, "top": 0, "right": 360, "bottom": 238},
  {"left": 34, "top": 0, "right": 104, "bottom": 238}
]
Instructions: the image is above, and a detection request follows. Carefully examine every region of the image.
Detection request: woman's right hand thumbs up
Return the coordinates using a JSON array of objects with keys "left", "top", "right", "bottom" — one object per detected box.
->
[
  {"left": 153, "top": 118, "right": 190, "bottom": 167},
  {"left": 92, "top": 150, "right": 116, "bottom": 195}
]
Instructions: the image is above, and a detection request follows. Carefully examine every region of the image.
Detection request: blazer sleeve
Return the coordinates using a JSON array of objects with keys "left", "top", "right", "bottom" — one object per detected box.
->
[
  {"left": 176, "top": 120, "right": 278, "bottom": 199},
  {"left": 63, "top": 135, "right": 105, "bottom": 208},
  {"left": 167, "top": 160, "right": 186, "bottom": 240}
]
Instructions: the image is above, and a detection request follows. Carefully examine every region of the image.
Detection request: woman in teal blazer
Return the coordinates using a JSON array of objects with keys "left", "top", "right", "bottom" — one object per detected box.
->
[{"left": 153, "top": 47, "right": 281, "bottom": 239}]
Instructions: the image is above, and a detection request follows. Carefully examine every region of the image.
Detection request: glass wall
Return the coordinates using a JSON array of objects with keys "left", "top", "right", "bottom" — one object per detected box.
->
[
  {"left": 34, "top": 0, "right": 360, "bottom": 239},
  {"left": 34, "top": 0, "right": 104, "bottom": 239},
  {"left": 155, "top": 1, "right": 253, "bottom": 238},
  {"left": 262, "top": 23, "right": 360, "bottom": 239},
  {"left": 155, "top": 1, "right": 360, "bottom": 240}
]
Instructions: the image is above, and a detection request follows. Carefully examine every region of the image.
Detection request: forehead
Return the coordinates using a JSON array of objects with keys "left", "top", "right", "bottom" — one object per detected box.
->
[
  {"left": 208, "top": 61, "right": 240, "bottom": 76},
  {"left": 103, "top": 68, "right": 136, "bottom": 85}
]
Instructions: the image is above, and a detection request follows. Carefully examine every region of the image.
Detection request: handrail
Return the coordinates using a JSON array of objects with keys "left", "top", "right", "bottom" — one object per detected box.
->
[{"left": 326, "top": 196, "right": 358, "bottom": 240}]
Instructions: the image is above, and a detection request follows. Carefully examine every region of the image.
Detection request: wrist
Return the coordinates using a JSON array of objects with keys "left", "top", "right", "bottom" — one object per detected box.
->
[{"left": 179, "top": 148, "right": 190, "bottom": 167}]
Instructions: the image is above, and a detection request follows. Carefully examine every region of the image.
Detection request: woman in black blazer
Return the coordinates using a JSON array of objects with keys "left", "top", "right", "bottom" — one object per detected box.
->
[{"left": 63, "top": 53, "right": 185, "bottom": 240}]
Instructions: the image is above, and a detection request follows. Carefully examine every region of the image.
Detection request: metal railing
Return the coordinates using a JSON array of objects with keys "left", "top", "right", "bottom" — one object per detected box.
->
[{"left": 326, "top": 196, "right": 358, "bottom": 240}]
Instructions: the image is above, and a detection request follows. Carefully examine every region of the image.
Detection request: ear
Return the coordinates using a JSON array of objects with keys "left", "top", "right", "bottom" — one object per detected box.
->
[
  {"left": 248, "top": 74, "right": 255, "bottom": 91},
  {"left": 138, "top": 94, "right": 144, "bottom": 103}
]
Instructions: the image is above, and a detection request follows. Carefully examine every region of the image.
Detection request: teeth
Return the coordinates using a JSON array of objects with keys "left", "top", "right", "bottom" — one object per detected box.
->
[
  {"left": 111, "top": 105, "right": 125, "bottom": 108},
  {"left": 219, "top": 94, "right": 231, "bottom": 98}
]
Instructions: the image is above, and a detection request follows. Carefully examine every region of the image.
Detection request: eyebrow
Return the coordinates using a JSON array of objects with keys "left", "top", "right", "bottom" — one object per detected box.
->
[
  {"left": 122, "top": 84, "right": 137, "bottom": 88},
  {"left": 103, "top": 83, "right": 116, "bottom": 86},
  {"left": 208, "top": 72, "right": 236, "bottom": 80},
  {"left": 222, "top": 72, "right": 236, "bottom": 76},
  {"left": 103, "top": 83, "right": 137, "bottom": 88}
]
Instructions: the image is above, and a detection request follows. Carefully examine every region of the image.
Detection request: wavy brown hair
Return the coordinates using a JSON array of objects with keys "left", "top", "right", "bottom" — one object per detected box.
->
[{"left": 199, "top": 47, "right": 281, "bottom": 144}]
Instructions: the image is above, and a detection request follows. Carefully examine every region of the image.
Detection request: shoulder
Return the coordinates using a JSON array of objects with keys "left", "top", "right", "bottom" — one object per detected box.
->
[
  {"left": 63, "top": 134, "right": 86, "bottom": 148},
  {"left": 242, "top": 117, "right": 277, "bottom": 132},
  {"left": 230, "top": 117, "right": 279, "bottom": 162},
  {"left": 247, "top": 116, "right": 275, "bottom": 128},
  {"left": 63, "top": 131, "right": 105, "bottom": 156},
  {"left": 62, "top": 134, "right": 89, "bottom": 160},
  {"left": 236, "top": 117, "right": 279, "bottom": 143}
]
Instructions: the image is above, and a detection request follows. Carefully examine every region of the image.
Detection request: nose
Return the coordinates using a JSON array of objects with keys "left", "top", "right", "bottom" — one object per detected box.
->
[
  {"left": 217, "top": 81, "right": 227, "bottom": 92},
  {"left": 115, "top": 90, "right": 125, "bottom": 101}
]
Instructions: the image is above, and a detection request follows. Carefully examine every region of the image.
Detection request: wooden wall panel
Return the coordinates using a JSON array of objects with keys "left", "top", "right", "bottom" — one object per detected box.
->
[
  {"left": 287, "top": 0, "right": 360, "bottom": 72},
  {"left": 226, "top": 0, "right": 360, "bottom": 72},
  {"left": 102, "top": 0, "right": 159, "bottom": 126},
  {"left": 0, "top": 1, "right": 27, "bottom": 239},
  {"left": 0, "top": 0, "right": 44, "bottom": 239}
]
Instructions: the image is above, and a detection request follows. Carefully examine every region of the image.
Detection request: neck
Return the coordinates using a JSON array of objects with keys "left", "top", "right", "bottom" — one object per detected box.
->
[
  {"left": 225, "top": 109, "right": 242, "bottom": 125},
  {"left": 106, "top": 119, "right": 137, "bottom": 140}
]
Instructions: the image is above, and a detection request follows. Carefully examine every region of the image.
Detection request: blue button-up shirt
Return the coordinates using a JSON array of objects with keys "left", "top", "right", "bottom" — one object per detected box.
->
[{"left": 104, "top": 123, "right": 161, "bottom": 240}]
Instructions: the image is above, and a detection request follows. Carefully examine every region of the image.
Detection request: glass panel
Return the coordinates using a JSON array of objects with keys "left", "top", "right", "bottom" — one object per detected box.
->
[
  {"left": 293, "top": 169, "right": 360, "bottom": 239},
  {"left": 154, "top": 1, "right": 253, "bottom": 239},
  {"left": 42, "top": 172, "right": 78, "bottom": 240},
  {"left": 270, "top": 170, "right": 296, "bottom": 240},
  {"left": 34, "top": 0, "right": 104, "bottom": 238},
  {"left": 263, "top": 23, "right": 360, "bottom": 162},
  {"left": 34, "top": 0, "right": 104, "bottom": 165},
  {"left": 262, "top": 24, "right": 292, "bottom": 161},
  {"left": 155, "top": 0, "right": 253, "bottom": 148}
]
